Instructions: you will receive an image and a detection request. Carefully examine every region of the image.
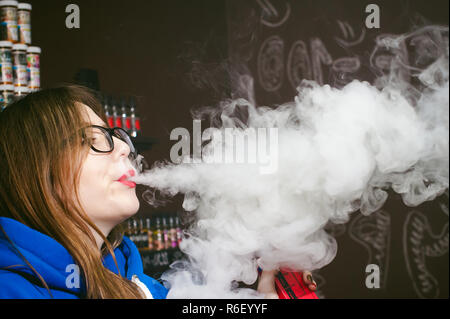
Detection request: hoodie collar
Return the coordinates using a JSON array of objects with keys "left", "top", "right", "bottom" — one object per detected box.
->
[{"left": 0, "top": 217, "right": 140, "bottom": 297}]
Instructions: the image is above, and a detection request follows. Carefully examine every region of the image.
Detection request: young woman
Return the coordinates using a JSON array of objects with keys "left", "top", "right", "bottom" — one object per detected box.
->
[
  {"left": 0, "top": 86, "right": 165, "bottom": 298},
  {"left": 0, "top": 85, "right": 314, "bottom": 299}
]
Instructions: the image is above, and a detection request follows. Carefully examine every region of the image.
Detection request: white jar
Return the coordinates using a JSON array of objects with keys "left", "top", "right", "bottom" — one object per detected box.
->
[
  {"left": 0, "top": 83, "right": 14, "bottom": 110},
  {"left": 26, "top": 45, "right": 39, "bottom": 91},
  {"left": 12, "top": 42, "right": 27, "bottom": 87},
  {"left": 0, "top": 40, "right": 13, "bottom": 84},
  {"left": 17, "top": 2, "right": 31, "bottom": 44},
  {"left": 0, "top": 0, "right": 18, "bottom": 43}
]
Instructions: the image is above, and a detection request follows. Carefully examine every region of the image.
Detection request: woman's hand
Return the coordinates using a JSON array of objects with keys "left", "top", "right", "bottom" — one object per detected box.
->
[
  {"left": 302, "top": 270, "right": 317, "bottom": 291},
  {"left": 257, "top": 269, "right": 317, "bottom": 299},
  {"left": 256, "top": 270, "right": 279, "bottom": 299}
]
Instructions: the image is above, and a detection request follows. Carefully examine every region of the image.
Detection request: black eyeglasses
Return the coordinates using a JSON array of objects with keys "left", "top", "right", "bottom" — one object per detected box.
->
[{"left": 82, "top": 125, "right": 137, "bottom": 159}]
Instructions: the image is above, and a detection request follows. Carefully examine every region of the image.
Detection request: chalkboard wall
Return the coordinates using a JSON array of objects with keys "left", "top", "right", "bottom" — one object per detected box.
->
[{"left": 226, "top": 0, "right": 449, "bottom": 298}]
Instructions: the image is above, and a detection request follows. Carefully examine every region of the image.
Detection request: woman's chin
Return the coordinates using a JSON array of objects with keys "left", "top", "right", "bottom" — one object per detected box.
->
[{"left": 116, "top": 197, "right": 140, "bottom": 220}]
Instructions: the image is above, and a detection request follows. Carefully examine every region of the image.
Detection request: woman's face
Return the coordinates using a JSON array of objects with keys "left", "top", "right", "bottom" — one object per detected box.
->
[{"left": 77, "top": 104, "right": 139, "bottom": 233}]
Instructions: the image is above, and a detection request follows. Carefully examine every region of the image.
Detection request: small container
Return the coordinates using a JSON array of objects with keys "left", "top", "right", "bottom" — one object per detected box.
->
[
  {"left": 103, "top": 95, "right": 115, "bottom": 128},
  {"left": 0, "top": 83, "right": 14, "bottom": 110},
  {"left": 0, "top": 0, "right": 18, "bottom": 43},
  {"left": 12, "top": 42, "right": 26, "bottom": 87},
  {"left": 0, "top": 40, "right": 13, "bottom": 84},
  {"left": 111, "top": 98, "right": 123, "bottom": 128},
  {"left": 26, "top": 45, "right": 39, "bottom": 91},
  {"left": 26, "top": 44, "right": 38, "bottom": 67},
  {"left": 17, "top": 2, "right": 31, "bottom": 44},
  {"left": 120, "top": 97, "right": 132, "bottom": 132},
  {"left": 13, "top": 83, "right": 27, "bottom": 97},
  {"left": 130, "top": 98, "right": 141, "bottom": 137}
]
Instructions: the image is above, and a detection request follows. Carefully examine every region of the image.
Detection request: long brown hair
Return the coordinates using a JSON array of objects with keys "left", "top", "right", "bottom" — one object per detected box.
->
[{"left": 0, "top": 85, "right": 144, "bottom": 298}]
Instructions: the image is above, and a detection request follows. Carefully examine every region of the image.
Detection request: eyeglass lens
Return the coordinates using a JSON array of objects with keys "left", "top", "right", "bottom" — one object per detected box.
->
[{"left": 86, "top": 126, "right": 136, "bottom": 157}]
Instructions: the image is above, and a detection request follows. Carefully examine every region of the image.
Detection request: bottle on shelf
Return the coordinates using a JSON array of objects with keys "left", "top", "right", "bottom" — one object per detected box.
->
[
  {"left": 124, "top": 219, "right": 131, "bottom": 238},
  {"left": 110, "top": 97, "right": 122, "bottom": 129},
  {"left": 145, "top": 217, "right": 154, "bottom": 251},
  {"left": 126, "top": 219, "right": 135, "bottom": 245},
  {"left": 0, "top": 84, "right": 14, "bottom": 111},
  {"left": 132, "top": 218, "right": 140, "bottom": 248},
  {"left": 169, "top": 216, "right": 178, "bottom": 249},
  {"left": 120, "top": 97, "right": 132, "bottom": 133},
  {"left": 153, "top": 217, "right": 164, "bottom": 251},
  {"left": 139, "top": 218, "right": 148, "bottom": 250},
  {"left": 129, "top": 97, "right": 141, "bottom": 137},
  {"left": 175, "top": 216, "right": 183, "bottom": 246},
  {"left": 162, "top": 217, "right": 170, "bottom": 250},
  {"left": 103, "top": 95, "right": 114, "bottom": 128}
]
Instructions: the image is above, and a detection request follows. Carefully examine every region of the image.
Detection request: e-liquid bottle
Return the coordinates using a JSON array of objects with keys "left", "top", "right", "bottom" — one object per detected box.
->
[
  {"left": 175, "top": 216, "right": 183, "bottom": 246},
  {"left": 127, "top": 219, "right": 136, "bottom": 245},
  {"left": 132, "top": 218, "right": 140, "bottom": 248},
  {"left": 145, "top": 218, "right": 153, "bottom": 251},
  {"left": 12, "top": 43, "right": 27, "bottom": 88},
  {"left": 103, "top": 95, "right": 114, "bottom": 128},
  {"left": 17, "top": 2, "right": 31, "bottom": 45},
  {"left": 162, "top": 217, "right": 170, "bottom": 250},
  {"left": 26, "top": 45, "right": 40, "bottom": 92},
  {"left": 169, "top": 217, "right": 178, "bottom": 249},
  {"left": 0, "top": 40, "right": 13, "bottom": 85},
  {"left": 0, "top": 0, "right": 18, "bottom": 43},
  {"left": 0, "top": 84, "right": 14, "bottom": 110},
  {"left": 153, "top": 217, "right": 163, "bottom": 251},
  {"left": 129, "top": 97, "right": 141, "bottom": 137},
  {"left": 111, "top": 97, "right": 122, "bottom": 128},
  {"left": 120, "top": 97, "right": 132, "bottom": 133},
  {"left": 139, "top": 218, "right": 148, "bottom": 249}
]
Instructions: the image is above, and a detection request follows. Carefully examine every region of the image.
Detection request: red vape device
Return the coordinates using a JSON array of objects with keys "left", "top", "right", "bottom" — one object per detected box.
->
[{"left": 274, "top": 269, "right": 319, "bottom": 299}]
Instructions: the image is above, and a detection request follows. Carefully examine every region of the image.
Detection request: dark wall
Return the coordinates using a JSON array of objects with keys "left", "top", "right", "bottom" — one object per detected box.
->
[
  {"left": 28, "top": 0, "right": 229, "bottom": 212},
  {"left": 228, "top": 0, "right": 449, "bottom": 105}
]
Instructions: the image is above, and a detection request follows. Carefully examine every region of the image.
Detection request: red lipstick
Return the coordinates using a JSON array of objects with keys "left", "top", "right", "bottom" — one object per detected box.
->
[{"left": 117, "top": 171, "right": 136, "bottom": 188}]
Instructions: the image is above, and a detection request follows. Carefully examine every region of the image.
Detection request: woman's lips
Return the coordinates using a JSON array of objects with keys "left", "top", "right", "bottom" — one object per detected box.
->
[
  {"left": 117, "top": 170, "right": 137, "bottom": 188},
  {"left": 118, "top": 180, "right": 136, "bottom": 188}
]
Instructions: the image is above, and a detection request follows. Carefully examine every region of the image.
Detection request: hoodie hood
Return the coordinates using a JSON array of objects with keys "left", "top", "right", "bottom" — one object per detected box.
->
[{"left": 0, "top": 217, "right": 154, "bottom": 297}]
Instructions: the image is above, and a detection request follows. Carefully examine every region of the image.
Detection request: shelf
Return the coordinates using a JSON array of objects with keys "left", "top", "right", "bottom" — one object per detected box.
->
[{"left": 139, "top": 248, "right": 184, "bottom": 278}]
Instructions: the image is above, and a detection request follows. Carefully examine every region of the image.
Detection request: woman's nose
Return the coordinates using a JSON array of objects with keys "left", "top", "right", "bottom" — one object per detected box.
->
[{"left": 112, "top": 136, "right": 131, "bottom": 158}]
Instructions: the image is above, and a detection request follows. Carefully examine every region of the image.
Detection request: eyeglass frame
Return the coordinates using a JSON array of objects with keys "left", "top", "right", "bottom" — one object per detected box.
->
[{"left": 82, "top": 125, "right": 138, "bottom": 159}]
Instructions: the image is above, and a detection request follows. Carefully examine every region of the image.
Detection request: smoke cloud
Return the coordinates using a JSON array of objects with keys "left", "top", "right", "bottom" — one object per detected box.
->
[{"left": 131, "top": 26, "right": 449, "bottom": 298}]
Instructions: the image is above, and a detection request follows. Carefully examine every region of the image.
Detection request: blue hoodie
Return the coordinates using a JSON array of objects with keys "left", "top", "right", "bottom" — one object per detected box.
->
[{"left": 0, "top": 217, "right": 168, "bottom": 299}]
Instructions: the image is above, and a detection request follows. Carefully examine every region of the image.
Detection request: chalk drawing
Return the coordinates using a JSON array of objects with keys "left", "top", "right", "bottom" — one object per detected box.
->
[
  {"left": 287, "top": 40, "right": 312, "bottom": 90},
  {"left": 331, "top": 56, "right": 361, "bottom": 87},
  {"left": 348, "top": 210, "right": 391, "bottom": 289},
  {"left": 403, "top": 195, "right": 449, "bottom": 298},
  {"left": 369, "top": 33, "right": 411, "bottom": 84},
  {"left": 257, "top": 35, "right": 285, "bottom": 92},
  {"left": 256, "top": 0, "right": 291, "bottom": 28},
  {"left": 334, "top": 20, "right": 366, "bottom": 48},
  {"left": 310, "top": 37, "right": 333, "bottom": 85}
]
